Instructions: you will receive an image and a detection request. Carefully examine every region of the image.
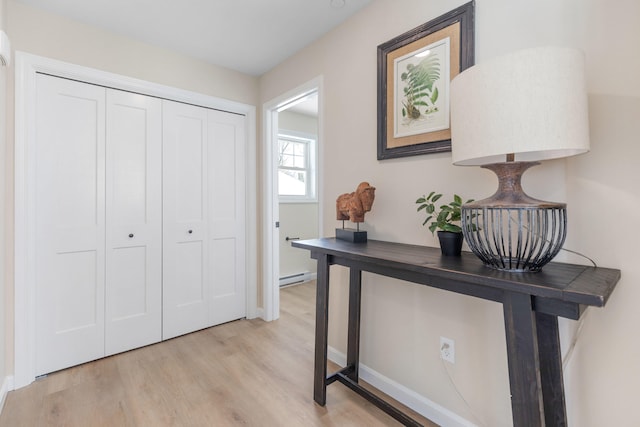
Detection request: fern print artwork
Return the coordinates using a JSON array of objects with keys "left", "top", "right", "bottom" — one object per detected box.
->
[
  {"left": 394, "top": 37, "right": 450, "bottom": 138},
  {"left": 401, "top": 54, "right": 440, "bottom": 119}
]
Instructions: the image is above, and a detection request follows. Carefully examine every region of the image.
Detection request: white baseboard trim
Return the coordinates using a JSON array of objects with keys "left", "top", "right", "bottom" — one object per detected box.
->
[
  {"left": 0, "top": 376, "right": 14, "bottom": 416},
  {"left": 254, "top": 307, "right": 265, "bottom": 320},
  {"left": 327, "top": 347, "right": 477, "bottom": 427}
]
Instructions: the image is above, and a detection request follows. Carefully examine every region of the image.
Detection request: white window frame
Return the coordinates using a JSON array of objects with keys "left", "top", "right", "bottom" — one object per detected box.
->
[{"left": 277, "top": 130, "right": 317, "bottom": 203}]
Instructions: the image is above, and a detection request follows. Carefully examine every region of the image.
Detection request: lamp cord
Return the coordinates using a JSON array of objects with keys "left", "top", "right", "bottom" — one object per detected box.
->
[
  {"left": 443, "top": 216, "right": 596, "bottom": 421},
  {"left": 507, "top": 219, "right": 596, "bottom": 368},
  {"left": 561, "top": 307, "right": 590, "bottom": 370},
  {"left": 440, "top": 358, "right": 486, "bottom": 427},
  {"left": 559, "top": 246, "right": 597, "bottom": 267},
  {"left": 504, "top": 216, "right": 598, "bottom": 267},
  {"left": 441, "top": 305, "right": 589, "bottom": 426}
]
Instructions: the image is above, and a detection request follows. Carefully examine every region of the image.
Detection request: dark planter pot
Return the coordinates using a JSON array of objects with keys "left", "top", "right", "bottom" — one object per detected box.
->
[{"left": 437, "top": 231, "right": 463, "bottom": 256}]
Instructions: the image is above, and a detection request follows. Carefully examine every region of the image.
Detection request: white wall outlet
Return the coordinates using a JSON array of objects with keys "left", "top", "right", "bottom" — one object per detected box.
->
[{"left": 440, "top": 337, "right": 455, "bottom": 364}]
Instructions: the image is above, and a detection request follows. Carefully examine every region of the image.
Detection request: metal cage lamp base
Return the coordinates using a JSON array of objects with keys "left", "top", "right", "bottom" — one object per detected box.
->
[{"left": 461, "top": 162, "right": 567, "bottom": 272}]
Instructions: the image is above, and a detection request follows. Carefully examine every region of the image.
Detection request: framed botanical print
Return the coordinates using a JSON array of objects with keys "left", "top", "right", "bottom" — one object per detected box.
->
[{"left": 377, "top": 2, "right": 475, "bottom": 160}]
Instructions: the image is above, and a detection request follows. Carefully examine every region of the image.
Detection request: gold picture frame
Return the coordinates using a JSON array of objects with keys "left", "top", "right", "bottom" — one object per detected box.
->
[{"left": 377, "top": 2, "right": 475, "bottom": 160}]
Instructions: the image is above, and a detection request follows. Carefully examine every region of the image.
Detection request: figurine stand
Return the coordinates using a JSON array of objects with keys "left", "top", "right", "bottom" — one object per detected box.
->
[
  {"left": 336, "top": 228, "right": 367, "bottom": 243},
  {"left": 336, "top": 221, "right": 367, "bottom": 243}
]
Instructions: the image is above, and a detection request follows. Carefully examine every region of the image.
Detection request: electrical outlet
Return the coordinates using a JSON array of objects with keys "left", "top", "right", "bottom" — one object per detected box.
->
[{"left": 440, "top": 337, "right": 455, "bottom": 364}]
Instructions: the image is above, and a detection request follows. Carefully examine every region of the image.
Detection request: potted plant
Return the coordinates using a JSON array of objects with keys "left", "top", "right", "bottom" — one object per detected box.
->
[{"left": 415, "top": 191, "right": 474, "bottom": 256}]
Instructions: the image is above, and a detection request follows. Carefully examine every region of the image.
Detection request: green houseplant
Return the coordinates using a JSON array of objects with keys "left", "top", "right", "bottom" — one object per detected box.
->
[{"left": 415, "top": 192, "right": 474, "bottom": 256}]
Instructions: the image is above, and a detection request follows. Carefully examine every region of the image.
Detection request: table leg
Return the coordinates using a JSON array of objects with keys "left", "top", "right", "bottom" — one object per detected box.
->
[
  {"left": 314, "top": 253, "right": 330, "bottom": 406},
  {"left": 536, "top": 312, "right": 567, "bottom": 427},
  {"left": 502, "top": 291, "right": 544, "bottom": 426},
  {"left": 346, "top": 268, "right": 362, "bottom": 381}
]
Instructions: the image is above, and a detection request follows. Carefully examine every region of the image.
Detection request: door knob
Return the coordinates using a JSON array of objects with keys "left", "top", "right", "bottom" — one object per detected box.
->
[{"left": 128, "top": 233, "right": 134, "bottom": 238}]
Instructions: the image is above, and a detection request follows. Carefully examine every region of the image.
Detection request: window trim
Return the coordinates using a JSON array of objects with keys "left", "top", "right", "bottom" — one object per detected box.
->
[{"left": 277, "top": 130, "right": 317, "bottom": 203}]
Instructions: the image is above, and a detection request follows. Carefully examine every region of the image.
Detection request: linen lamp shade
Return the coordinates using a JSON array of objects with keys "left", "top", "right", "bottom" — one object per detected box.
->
[{"left": 451, "top": 46, "right": 590, "bottom": 166}]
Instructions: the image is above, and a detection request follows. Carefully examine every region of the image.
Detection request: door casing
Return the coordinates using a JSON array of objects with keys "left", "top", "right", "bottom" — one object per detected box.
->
[{"left": 261, "top": 76, "right": 324, "bottom": 321}]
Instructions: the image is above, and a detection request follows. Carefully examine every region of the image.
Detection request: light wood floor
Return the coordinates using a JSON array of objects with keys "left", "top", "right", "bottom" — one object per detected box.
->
[{"left": 0, "top": 281, "right": 437, "bottom": 426}]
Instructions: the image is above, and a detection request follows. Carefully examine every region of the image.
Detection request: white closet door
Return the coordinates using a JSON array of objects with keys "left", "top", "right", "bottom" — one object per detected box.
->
[
  {"left": 208, "top": 110, "right": 246, "bottom": 325},
  {"left": 35, "top": 74, "right": 106, "bottom": 375},
  {"left": 105, "top": 89, "right": 162, "bottom": 355},
  {"left": 162, "top": 100, "right": 210, "bottom": 339}
]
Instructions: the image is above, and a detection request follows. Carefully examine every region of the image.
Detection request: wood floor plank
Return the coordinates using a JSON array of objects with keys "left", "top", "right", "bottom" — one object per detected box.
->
[{"left": 1, "top": 282, "right": 438, "bottom": 426}]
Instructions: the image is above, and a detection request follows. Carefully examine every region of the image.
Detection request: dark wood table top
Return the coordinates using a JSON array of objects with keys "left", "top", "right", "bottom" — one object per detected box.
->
[{"left": 292, "top": 238, "right": 621, "bottom": 308}]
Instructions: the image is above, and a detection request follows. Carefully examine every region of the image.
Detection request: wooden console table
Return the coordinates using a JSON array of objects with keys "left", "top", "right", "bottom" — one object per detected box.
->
[{"left": 292, "top": 238, "right": 620, "bottom": 427}]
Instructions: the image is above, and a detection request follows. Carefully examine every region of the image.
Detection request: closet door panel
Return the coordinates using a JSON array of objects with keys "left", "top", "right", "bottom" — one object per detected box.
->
[
  {"left": 163, "top": 100, "right": 210, "bottom": 339},
  {"left": 105, "top": 89, "right": 162, "bottom": 355},
  {"left": 35, "top": 74, "right": 106, "bottom": 375},
  {"left": 208, "top": 110, "right": 246, "bottom": 325},
  {"left": 109, "top": 246, "right": 147, "bottom": 317},
  {"left": 31, "top": 73, "right": 247, "bottom": 377}
]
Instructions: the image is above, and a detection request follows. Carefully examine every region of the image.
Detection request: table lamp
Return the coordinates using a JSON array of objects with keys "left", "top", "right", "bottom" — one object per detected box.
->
[{"left": 450, "top": 47, "right": 590, "bottom": 272}]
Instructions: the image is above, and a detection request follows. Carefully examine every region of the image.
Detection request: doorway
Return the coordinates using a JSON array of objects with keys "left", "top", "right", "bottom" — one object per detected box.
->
[{"left": 263, "top": 77, "right": 323, "bottom": 321}]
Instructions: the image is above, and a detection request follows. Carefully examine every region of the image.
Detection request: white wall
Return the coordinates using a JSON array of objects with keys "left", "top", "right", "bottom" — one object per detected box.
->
[
  {"left": 278, "top": 110, "right": 319, "bottom": 279},
  {"left": 279, "top": 109, "right": 317, "bottom": 134},
  {"left": 278, "top": 203, "right": 318, "bottom": 279},
  {"left": 260, "top": 0, "right": 640, "bottom": 425},
  {"left": 3, "top": 0, "right": 258, "bottom": 379}
]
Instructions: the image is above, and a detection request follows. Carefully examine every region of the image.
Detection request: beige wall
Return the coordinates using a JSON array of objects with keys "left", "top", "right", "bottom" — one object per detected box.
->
[
  {"left": 556, "top": 4, "right": 640, "bottom": 426},
  {"left": 5, "top": 0, "right": 258, "bottom": 105},
  {"left": 0, "top": 0, "right": 7, "bottom": 390},
  {"left": 260, "top": 0, "right": 640, "bottom": 425},
  {"left": 3, "top": 0, "right": 258, "bottom": 376}
]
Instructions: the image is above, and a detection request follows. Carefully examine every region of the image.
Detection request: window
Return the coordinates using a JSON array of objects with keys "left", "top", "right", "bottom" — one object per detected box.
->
[{"left": 278, "top": 133, "right": 316, "bottom": 202}]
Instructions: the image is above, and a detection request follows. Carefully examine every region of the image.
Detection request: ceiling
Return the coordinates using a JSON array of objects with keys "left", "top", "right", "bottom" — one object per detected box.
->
[
  {"left": 289, "top": 96, "right": 318, "bottom": 117},
  {"left": 15, "top": 0, "right": 372, "bottom": 76},
  {"left": 283, "top": 92, "right": 319, "bottom": 117}
]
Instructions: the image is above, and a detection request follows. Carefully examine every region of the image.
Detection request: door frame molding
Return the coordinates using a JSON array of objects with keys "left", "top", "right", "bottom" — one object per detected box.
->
[
  {"left": 262, "top": 76, "right": 324, "bottom": 321},
  {"left": 14, "top": 52, "right": 257, "bottom": 388}
]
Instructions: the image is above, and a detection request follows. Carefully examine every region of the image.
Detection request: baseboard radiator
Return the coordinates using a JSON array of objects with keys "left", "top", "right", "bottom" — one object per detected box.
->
[{"left": 279, "top": 271, "right": 316, "bottom": 287}]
